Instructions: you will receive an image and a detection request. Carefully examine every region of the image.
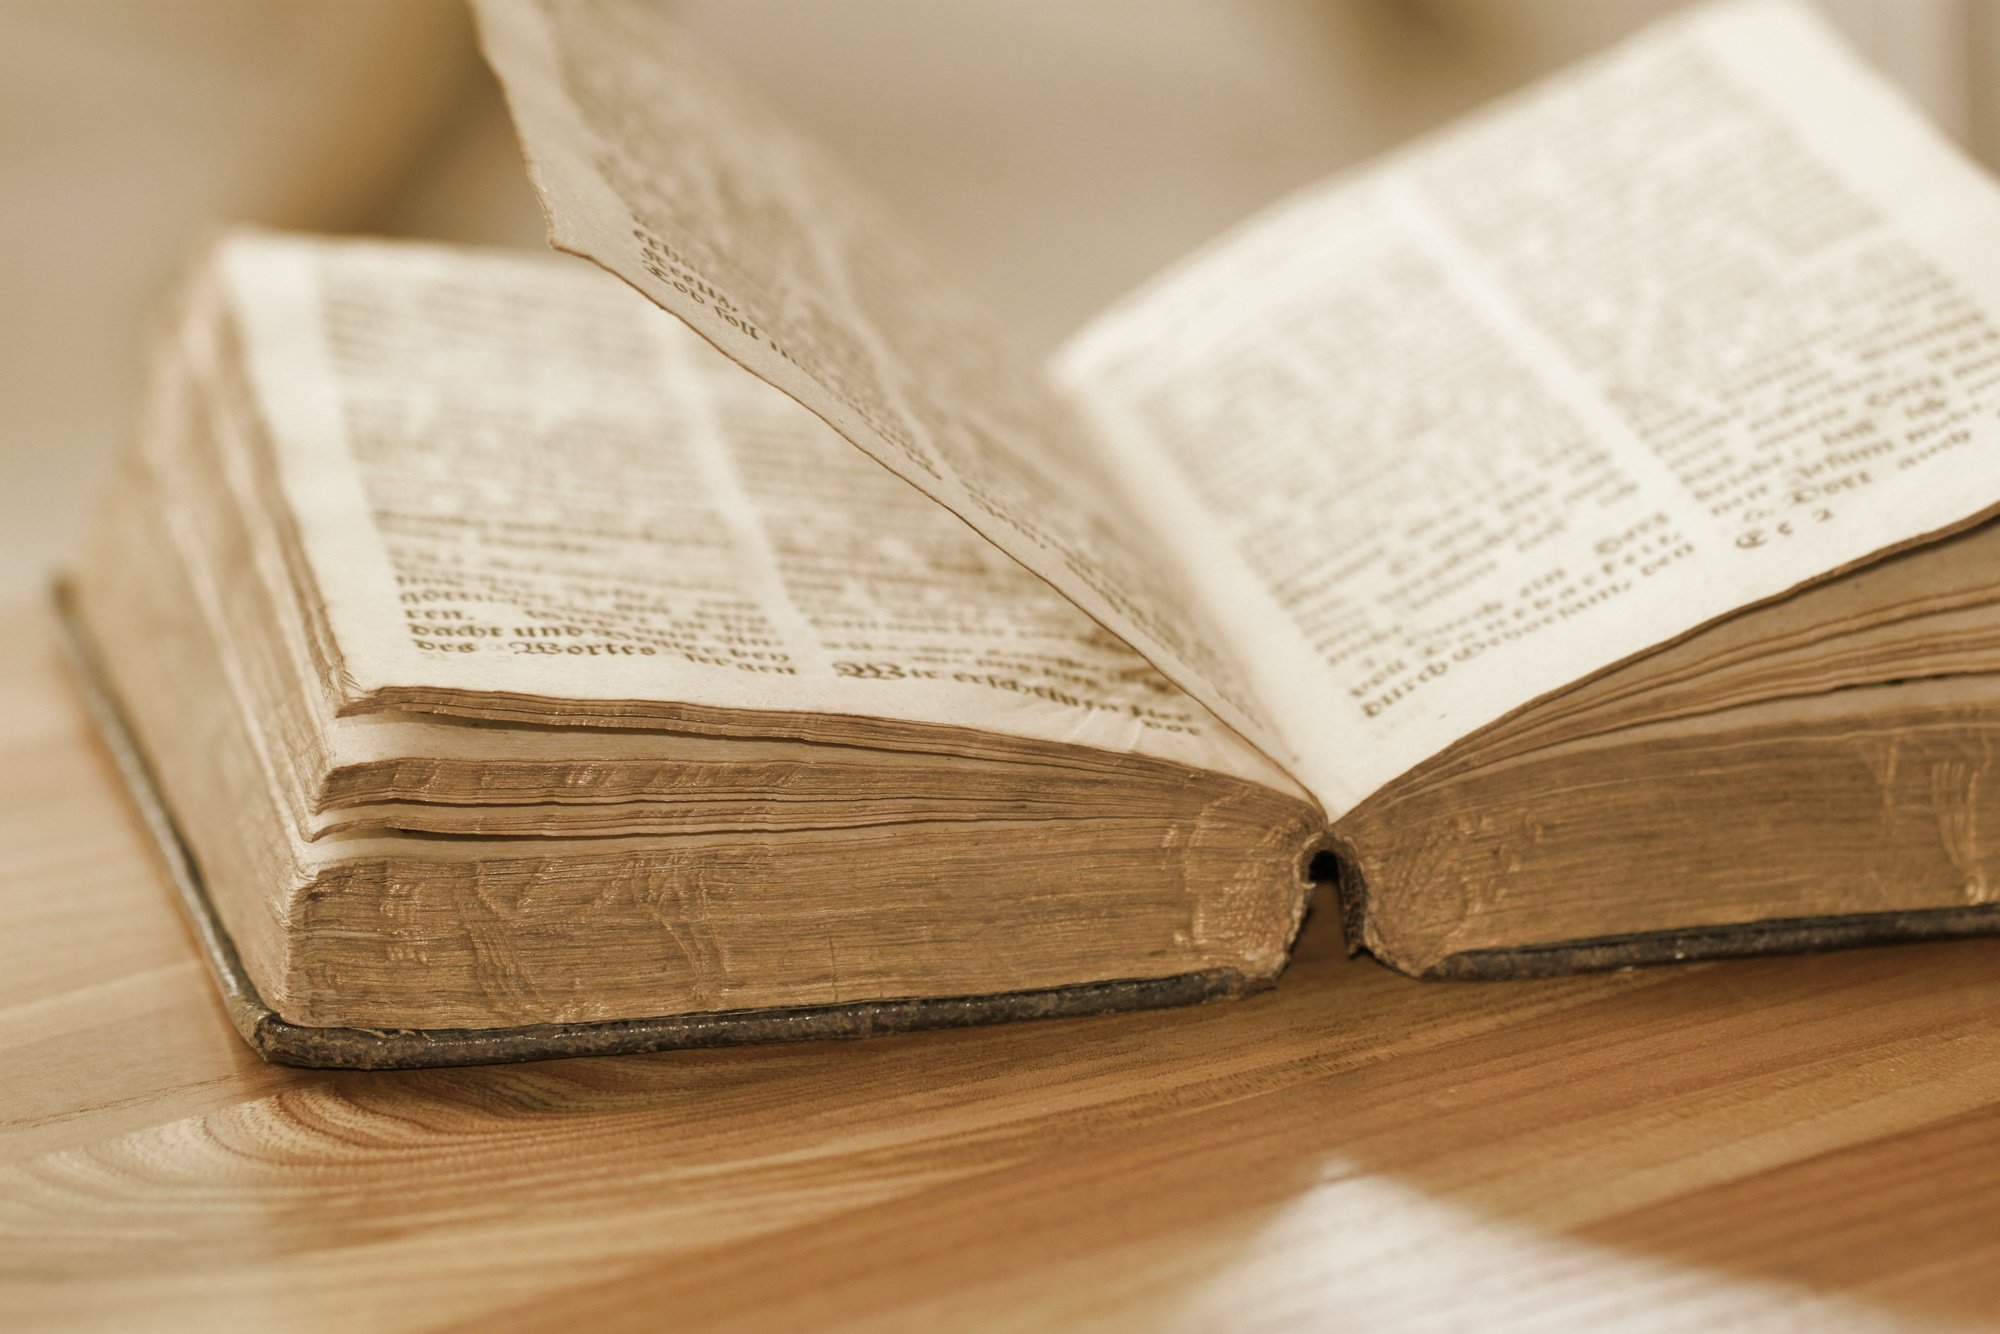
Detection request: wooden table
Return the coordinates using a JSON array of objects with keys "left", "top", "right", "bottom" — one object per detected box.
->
[{"left": 3, "top": 598, "right": 1997, "bottom": 1332}]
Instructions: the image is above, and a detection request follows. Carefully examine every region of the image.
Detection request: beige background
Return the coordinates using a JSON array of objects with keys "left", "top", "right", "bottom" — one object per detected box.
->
[{"left": 2, "top": 0, "right": 1990, "bottom": 601}]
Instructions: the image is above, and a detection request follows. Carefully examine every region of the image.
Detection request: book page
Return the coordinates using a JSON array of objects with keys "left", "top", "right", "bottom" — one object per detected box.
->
[
  {"left": 1059, "top": 0, "right": 2000, "bottom": 816},
  {"left": 212, "top": 234, "right": 1293, "bottom": 791},
  {"left": 470, "top": 0, "right": 1285, "bottom": 761}
]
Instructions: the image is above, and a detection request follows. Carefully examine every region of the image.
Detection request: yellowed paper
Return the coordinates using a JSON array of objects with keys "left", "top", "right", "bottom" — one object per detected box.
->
[
  {"left": 215, "top": 234, "right": 1289, "bottom": 788},
  {"left": 1061, "top": 0, "right": 2000, "bottom": 813}
]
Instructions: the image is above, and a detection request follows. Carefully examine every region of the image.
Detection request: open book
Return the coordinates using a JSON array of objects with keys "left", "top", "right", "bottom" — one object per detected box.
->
[{"left": 66, "top": 0, "right": 2000, "bottom": 1067}]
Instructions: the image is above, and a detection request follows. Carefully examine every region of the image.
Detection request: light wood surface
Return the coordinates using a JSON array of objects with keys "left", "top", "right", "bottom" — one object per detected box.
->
[{"left": 3, "top": 597, "right": 1998, "bottom": 1333}]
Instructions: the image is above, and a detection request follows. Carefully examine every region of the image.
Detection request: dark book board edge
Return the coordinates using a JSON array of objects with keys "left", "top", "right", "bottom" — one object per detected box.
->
[
  {"left": 50, "top": 579, "right": 1260, "bottom": 1070},
  {"left": 1427, "top": 906, "right": 2000, "bottom": 979}
]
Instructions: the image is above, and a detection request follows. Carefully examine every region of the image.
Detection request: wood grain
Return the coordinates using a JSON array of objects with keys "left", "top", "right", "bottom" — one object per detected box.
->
[{"left": 3, "top": 598, "right": 1999, "bottom": 1332}]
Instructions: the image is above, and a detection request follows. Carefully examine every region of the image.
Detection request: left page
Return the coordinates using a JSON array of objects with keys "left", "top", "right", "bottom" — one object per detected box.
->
[
  {"left": 471, "top": 0, "right": 1288, "bottom": 762},
  {"left": 211, "top": 233, "right": 1292, "bottom": 791}
]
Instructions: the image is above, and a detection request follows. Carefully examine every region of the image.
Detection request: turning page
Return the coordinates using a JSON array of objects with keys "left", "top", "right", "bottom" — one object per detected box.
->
[
  {"left": 1059, "top": 0, "right": 2000, "bottom": 814},
  {"left": 472, "top": 0, "right": 1286, "bottom": 762}
]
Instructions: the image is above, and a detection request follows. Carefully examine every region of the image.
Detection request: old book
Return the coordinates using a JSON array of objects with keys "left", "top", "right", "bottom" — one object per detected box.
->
[{"left": 66, "top": 0, "right": 2000, "bottom": 1067}]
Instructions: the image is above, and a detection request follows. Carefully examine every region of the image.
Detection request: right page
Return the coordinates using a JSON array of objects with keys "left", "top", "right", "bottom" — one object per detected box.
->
[{"left": 1058, "top": 0, "right": 2000, "bottom": 818}]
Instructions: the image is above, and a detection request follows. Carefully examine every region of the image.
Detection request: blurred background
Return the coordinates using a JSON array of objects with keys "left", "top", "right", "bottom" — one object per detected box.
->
[{"left": 2, "top": 0, "right": 1993, "bottom": 601}]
